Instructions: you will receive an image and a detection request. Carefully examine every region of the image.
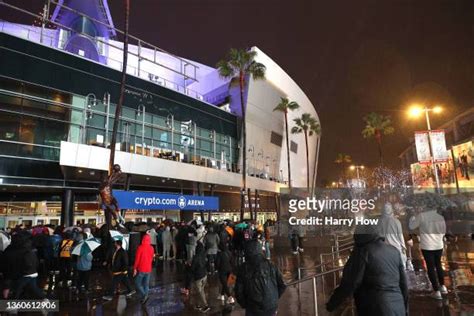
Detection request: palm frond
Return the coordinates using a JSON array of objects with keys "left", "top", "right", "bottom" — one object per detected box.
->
[{"left": 248, "top": 61, "right": 266, "bottom": 80}]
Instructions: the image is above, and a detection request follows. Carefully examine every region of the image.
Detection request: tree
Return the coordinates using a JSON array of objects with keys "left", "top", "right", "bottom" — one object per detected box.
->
[
  {"left": 273, "top": 97, "right": 300, "bottom": 188},
  {"left": 362, "top": 112, "right": 395, "bottom": 165},
  {"left": 334, "top": 153, "right": 352, "bottom": 184},
  {"left": 217, "top": 49, "right": 266, "bottom": 221},
  {"left": 108, "top": 0, "right": 130, "bottom": 174},
  {"left": 291, "top": 113, "right": 321, "bottom": 192}
]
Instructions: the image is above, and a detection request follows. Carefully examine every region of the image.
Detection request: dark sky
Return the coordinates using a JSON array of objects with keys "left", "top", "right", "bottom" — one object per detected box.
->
[{"left": 5, "top": 0, "right": 474, "bottom": 184}]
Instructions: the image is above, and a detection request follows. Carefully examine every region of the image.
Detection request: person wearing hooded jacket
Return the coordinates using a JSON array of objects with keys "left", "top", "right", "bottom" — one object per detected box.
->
[
  {"left": 235, "top": 240, "right": 286, "bottom": 316},
  {"left": 191, "top": 242, "right": 210, "bottom": 313},
  {"left": 326, "top": 224, "right": 408, "bottom": 316},
  {"left": 2, "top": 231, "right": 46, "bottom": 299},
  {"left": 133, "top": 234, "right": 154, "bottom": 303},
  {"left": 378, "top": 202, "right": 407, "bottom": 269}
]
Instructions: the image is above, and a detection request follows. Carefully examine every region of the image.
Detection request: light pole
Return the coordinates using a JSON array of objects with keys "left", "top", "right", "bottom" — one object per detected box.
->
[
  {"left": 164, "top": 113, "right": 174, "bottom": 150},
  {"left": 136, "top": 104, "right": 146, "bottom": 153},
  {"left": 248, "top": 145, "right": 255, "bottom": 176},
  {"left": 409, "top": 105, "right": 443, "bottom": 191},
  {"left": 82, "top": 93, "right": 97, "bottom": 144},
  {"left": 350, "top": 165, "right": 364, "bottom": 180},
  {"left": 103, "top": 92, "right": 111, "bottom": 146}
]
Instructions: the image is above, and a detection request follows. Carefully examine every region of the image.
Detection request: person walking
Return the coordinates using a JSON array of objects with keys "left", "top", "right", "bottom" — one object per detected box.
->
[
  {"left": 235, "top": 240, "right": 286, "bottom": 316},
  {"left": 191, "top": 242, "right": 210, "bottom": 313},
  {"left": 133, "top": 234, "right": 154, "bottom": 304},
  {"left": 377, "top": 202, "right": 407, "bottom": 269},
  {"left": 186, "top": 225, "right": 198, "bottom": 262},
  {"left": 3, "top": 232, "right": 46, "bottom": 300},
  {"left": 409, "top": 206, "right": 447, "bottom": 299},
  {"left": 75, "top": 233, "right": 93, "bottom": 293},
  {"left": 204, "top": 226, "right": 220, "bottom": 274},
  {"left": 162, "top": 226, "right": 172, "bottom": 261},
  {"left": 171, "top": 226, "right": 178, "bottom": 260},
  {"left": 102, "top": 240, "right": 135, "bottom": 301},
  {"left": 216, "top": 242, "right": 235, "bottom": 304},
  {"left": 326, "top": 224, "right": 408, "bottom": 315},
  {"left": 58, "top": 232, "right": 74, "bottom": 287},
  {"left": 147, "top": 226, "right": 158, "bottom": 261}
]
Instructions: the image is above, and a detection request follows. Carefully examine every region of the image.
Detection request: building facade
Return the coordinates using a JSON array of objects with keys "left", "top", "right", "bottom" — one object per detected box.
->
[{"left": 0, "top": 0, "right": 320, "bottom": 228}]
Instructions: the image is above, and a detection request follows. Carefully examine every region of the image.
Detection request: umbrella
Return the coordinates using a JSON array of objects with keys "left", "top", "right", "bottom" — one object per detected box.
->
[
  {"left": 0, "top": 231, "right": 11, "bottom": 251},
  {"left": 235, "top": 222, "right": 249, "bottom": 230},
  {"left": 63, "top": 226, "right": 82, "bottom": 232},
  {"left": 109, "top": 230, "right": 129, "bottom": 250},
  {"left": 72, "top": 237, "right": 101, "bottom": 256}
]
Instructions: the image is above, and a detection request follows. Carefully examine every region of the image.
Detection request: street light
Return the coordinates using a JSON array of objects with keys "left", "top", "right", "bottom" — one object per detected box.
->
[
  {"left": 350, "top": 165, "right": 365, "bottom": 180},
  {"left": 408, "top": 104, "right": 443, "bottom": 191}
]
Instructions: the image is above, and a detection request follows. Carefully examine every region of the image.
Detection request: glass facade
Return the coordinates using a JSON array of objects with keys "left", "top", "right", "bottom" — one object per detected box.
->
[{"left": 0, "top": 76, "right": 239, "bottom": 170}]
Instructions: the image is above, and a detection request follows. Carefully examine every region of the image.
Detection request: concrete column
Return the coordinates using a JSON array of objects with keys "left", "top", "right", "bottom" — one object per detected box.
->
[{"left": 61, "top": 189, "right": 74, "bottom": 227}]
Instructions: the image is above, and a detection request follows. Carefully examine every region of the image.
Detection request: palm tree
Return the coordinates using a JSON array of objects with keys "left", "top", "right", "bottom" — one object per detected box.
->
[
  {"left": 362, "top": 112, "right": 395, "bottom": 165},
  {"left": 291, "top": 113, "right": 321, "bottom": 192},
  {"left": 217, "top": 49, "right": 266, "bottom": 221},
  {"left": 334, "top": 153, "right": 352, "bottom": 184},
  {"left": 273, "top": 97, "right": 300, "bottom": 188},
  {"left": 109, "top": 0, "right": 130, "bottom": 174}
]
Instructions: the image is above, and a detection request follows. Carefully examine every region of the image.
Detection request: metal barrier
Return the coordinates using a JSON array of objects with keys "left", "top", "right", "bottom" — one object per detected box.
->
[{"left": 287, "top": 267, "right": 344, "bottom": 316}]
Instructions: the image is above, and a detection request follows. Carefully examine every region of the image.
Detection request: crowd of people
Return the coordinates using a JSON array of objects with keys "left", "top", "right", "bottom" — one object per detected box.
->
[{"left": 0, "top": 218, "right": 283, "bottom": 314}]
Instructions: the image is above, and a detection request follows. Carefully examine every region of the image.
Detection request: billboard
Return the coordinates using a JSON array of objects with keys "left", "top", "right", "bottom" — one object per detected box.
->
[{"left": 452, "top": 140, "right": 474, "bottom": 187}]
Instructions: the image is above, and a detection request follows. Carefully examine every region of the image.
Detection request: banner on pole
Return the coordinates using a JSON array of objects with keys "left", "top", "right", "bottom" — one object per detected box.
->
[
  {"left": 414, "top": 131, "right": 431, "bottom": 163},
  {"left": 429, "top": 130, "right": 449, "bottom": 162}
]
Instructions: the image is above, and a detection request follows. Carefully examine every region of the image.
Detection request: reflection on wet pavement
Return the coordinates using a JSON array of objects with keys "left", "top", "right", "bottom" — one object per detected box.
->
[{"left": 50, "top": 237, "right": 473, "bottom": 315}]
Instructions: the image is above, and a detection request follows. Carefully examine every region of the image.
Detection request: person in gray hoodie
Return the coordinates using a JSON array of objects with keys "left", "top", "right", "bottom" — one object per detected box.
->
[
  {"left": 203, "top": 226, "right": 220, "bottom": 274},
  {"left": 377, "top": 202, "right": 407, "bottom": 269},
  {"left": 162, "top": 226, "right": 172, "bottom": 261}
]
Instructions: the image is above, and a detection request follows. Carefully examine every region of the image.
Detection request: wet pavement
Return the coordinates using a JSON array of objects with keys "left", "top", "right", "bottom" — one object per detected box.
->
[{"left": 39, "top": 236, "right": 474, "bottom": 315}]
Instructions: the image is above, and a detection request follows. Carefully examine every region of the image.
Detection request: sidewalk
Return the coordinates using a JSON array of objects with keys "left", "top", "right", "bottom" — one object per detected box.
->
[{"left": 49, "top": 238, "right": 474, "bottom": 315}]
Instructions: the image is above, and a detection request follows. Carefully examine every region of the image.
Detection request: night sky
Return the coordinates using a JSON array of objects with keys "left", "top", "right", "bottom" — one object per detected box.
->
[{"left": 4, "top": 0, "right": 474, "bottom": 184}]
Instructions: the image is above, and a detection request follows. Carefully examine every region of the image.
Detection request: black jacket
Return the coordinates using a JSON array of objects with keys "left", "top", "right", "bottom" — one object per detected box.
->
[
  {"left": 216, "top": 248, "right": 233, "bottom": 275},
  {"left": 2, "top": 233, "right": 38, "bottom": 280},
  {"left": 327, "top": 228, "right": 409, "bottom": 316},
  {"left": 111, "top": 247, "right": 129, "bottom": 274},
  {"left": 191, "top": 243, "right": 207, "bottom": 280},
  {"left": 235, "top": 240, "right": 286, "bottom": 315}
]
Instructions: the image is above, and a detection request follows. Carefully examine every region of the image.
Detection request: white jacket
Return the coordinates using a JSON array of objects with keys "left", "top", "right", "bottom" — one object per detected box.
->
[{"left": 409, "top": 210, "right": 446, "bottom": 250}]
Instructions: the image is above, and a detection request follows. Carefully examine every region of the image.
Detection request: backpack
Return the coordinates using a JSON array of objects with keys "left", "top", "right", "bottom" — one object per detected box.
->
[{"left": 59, "top": 239, "right": 73, "bottom": 258}]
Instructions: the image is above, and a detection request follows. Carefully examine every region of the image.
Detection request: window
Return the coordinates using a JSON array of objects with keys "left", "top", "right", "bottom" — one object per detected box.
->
[
  {"left": 270, "top": 132, "right": 283, "bottom": 147},
  {"left": 290, "top": 141, "right": 298, "bottom": 154}
]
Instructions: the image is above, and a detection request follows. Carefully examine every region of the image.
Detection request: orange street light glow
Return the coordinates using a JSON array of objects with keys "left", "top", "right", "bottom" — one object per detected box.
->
[{"left": 408, "top": 106, "right": 423, "bottom": 118}]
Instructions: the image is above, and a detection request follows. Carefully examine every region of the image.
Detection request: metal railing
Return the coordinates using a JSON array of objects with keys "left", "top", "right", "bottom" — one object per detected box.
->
[
  {"left": 0, "top": 2, "right": 209, "bottom": 103},
  {"left": 286, "top": 267, "right": 344, "bottom": 316}
]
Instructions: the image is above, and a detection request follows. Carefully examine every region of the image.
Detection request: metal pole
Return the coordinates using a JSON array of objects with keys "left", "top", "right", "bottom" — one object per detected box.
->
[
  {"left": 193, "top": 122, "right": 197, "bottom": 159},
  {"left": 229, "top": 137, "right": 232, "bottom": 168},
  {"left": 425, "top": 108, "right": 441, "bottom": 192},
  {"left": 137, "top": 40, "right": 141, "bottom": 76},
  {"left": 170, "top": 115, "right": 175, "bottom": 151},
  {"left": 450, "top": 149, "right": 461, "bottom": 194},
  {"left": 104, "top": 92, "right": 110, "bottom": 146},
  {"left": 141, "top": 106, "right": 145, "bottom": 151},
  {"left": 213, "top": 130, "right": 217, "bottom": 159},
  {"left": 313, "top": 277, "right": 318, "bottom": 316}
]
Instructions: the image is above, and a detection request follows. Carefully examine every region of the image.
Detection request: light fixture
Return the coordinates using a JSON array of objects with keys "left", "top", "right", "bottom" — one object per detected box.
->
[
  {"left": 78, "top": 169, "right": 83, "bottom": 173},
  {"left": 433, "top": 106, "right": 443, "bottom": 114},
  {"left": 408, "top": 105, "right": 423, "bottom": 118}
]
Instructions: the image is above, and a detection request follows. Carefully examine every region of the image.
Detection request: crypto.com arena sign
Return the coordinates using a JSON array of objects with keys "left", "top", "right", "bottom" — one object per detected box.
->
[{"left": 113, "top": 190, "right": 219, "bottom": 211}]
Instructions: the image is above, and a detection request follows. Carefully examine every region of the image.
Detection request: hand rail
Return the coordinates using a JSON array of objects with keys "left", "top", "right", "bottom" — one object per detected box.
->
[{"left": 286, "top": 266, "right": 344, "bottom": 316}]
